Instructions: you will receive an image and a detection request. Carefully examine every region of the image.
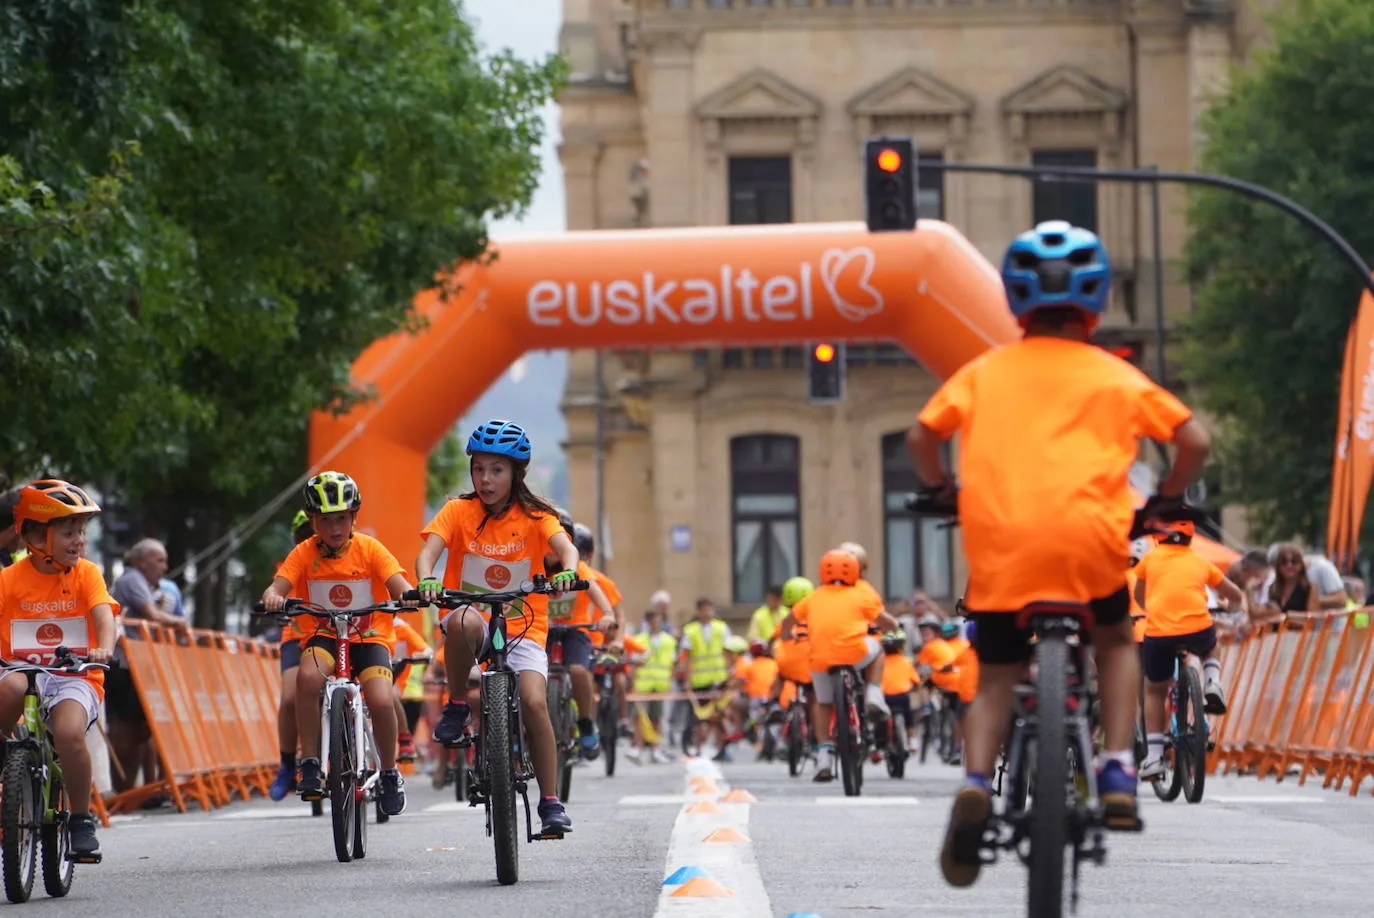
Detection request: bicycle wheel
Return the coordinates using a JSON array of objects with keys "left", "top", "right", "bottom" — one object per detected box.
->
[
  {"left": 918, "top": 709, "right": 933, "bottom": 764},
  {"left": 835, "top": 673, "right": 861, "bottom": 797},
  {"left": 786, "top": 705, "right": 805, "bottom": 777},
  {"left": 598, "top": 694, "right": 618, "bottom": 778},
  {"left": 1178, "top": 666, "right": 1208, "bottom": 804},
  {"left": 2, "top": 748, "right": 38, "bottom": 902},
  {"left": 1027, "top": 632, "right": 1069, "bottom": 918},
  {"left": 485, "top": 672, "right": 521, "bottom": 886},
  {"left": 328, "top": 699, "right": 357, "bottom": 863},
  {"left": 455, "top": 747, "right": 471, "bottom": 804},
  {"left": 311, "top": 798, "right": 324, "bottom": 817},
  {"left": 39, "top": 776, "right": 72, "bottom": 898}
]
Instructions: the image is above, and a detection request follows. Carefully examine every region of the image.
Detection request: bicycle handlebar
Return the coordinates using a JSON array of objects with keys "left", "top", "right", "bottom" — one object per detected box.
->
[
  {"left": 391, "top": 655, "right": 431, "bottom": 668},
  {"left": 403, "top": 574, "right": 590, "bottom": 609},
  {"left": 1, "top": 646, "right": 109, "bottom": 675},
  {"left": 251, "top": 598, "right": 410, "bottom": 619}
]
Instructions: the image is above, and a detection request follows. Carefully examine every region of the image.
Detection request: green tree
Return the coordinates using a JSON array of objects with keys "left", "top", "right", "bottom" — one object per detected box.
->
[
  {"left": 427, "top": 429, "right": 471, "bottom": 507},
  {"left": 1182, "top": 0, "right": 1374, "bottom": 545}
]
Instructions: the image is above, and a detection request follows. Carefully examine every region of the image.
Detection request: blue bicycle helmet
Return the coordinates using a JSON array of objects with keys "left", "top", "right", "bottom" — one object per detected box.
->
[
  {"left": 465, "top": 419, "right": 532, "bottom": 465},
  {"left": 1001, "top": 220, "right": 1111, "bottom": 320}
]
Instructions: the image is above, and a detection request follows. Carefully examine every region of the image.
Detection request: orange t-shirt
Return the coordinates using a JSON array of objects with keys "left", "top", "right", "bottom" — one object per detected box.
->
[
  {"left": 391, "top": 618, "right": 429, "bottom": 658},
  {"left": 953, "top": 644, "right": 979, "bottom": 704},
  {"left": 1126, "top": 569, "right": 1147, "bottom": 642},
  {"left": 880, "top": 653, "right": 919, "bottom": 696},
  {"left": 1134, "top": 544, "right": 1226, "bottom": 638},
  {"left": 916, "top": 638, "right": 960, "bottom": 692},
  {"left": 587, "top": 567, "right": 622, "bottom": 648},
  {"left": 745, "top": 656, "right": 780, "bottom": 700},
  {"left": 0, "top": 558, "right": 119, "bottom": 696},
  {"left": 791, "top": 583, "right": 884, "bottom": 671},
  {"left": 732, "top": 655, "right": 750, "bottom": 682},
  {"left": 276, "top": 534, "right": 406, "bottom": 647},
  {"left": 775, "top": 635, "right": 812, "bottom": 685},
  {"left": 548, "top": 560, "right": 597, "bottom": 627},
  {"left": 421, "top": 497, "right": 565, "bottom": 649},
  {"left": 918, "top": 336, "right": 1192, "bottom": 612}
]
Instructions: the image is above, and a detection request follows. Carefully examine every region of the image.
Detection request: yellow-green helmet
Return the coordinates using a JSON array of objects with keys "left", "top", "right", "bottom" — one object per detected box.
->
[
  {"left": 303, "top": 471, "right": 361, "bottom": 514},
  {"left": 291, "top": 509, "right": 310, "bottom": 530},
  {"left": 781, "top": 576, "right": 814, "bottom": 607},
  {"left": 725, "top": 636, "right": 750, "bottom": 655}
]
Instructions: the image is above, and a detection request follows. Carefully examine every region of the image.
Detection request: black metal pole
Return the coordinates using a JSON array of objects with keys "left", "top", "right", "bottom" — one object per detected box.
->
[
  {"left": 917, "top": 159, "right": 1374, "bottom": 300},
  {"left": 1148, "top": 165, "right": 1167, "bottom": 385}
]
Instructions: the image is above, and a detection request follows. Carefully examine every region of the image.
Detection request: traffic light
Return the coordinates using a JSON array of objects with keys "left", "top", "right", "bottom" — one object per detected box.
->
[
  {"left": 864, "top": 136, "right": 917, "bottom": 232},
  {"left": 807, "top": 341, "right": 846, "bottom": 403},
  {"left": 1104, "top": 342, "right": 1142, "bottom": 365}
]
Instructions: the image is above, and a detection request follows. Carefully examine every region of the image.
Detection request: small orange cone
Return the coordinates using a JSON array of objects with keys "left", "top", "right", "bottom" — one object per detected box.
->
[
  {"left": 702, "top": 826, "right": 750, "bottom": 843},
  {"left": 691, "top": 782, "right": 722, "bottom": 796},
  {"left": 684, "top": 801, "right": 722, "bottom": 814},
  {"left": 688, "top": 777, "right": 709, "bottom": 788},
  {"left": 721, "top": 788, "right": 757, "bottom": 803},
  {"left": 671, "top": 876, "right": 735, "bottom": 897}
]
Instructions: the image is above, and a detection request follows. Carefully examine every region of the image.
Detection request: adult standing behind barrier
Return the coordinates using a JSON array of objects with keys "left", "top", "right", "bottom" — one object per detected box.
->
[
  {"left": 0, "top": 488, "right": 26, "bottom": 567},
  {"left": 108, "top": 538, "right": 188, "bottom": 801}
]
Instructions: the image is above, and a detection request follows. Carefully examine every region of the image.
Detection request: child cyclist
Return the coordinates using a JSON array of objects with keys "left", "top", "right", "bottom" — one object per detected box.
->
[
  {"left": 416, "top": 419, "right": 582, "bottom": 835},
  {"left": 906, "top": 220, "right": 1212, "bottom": 886},
  {"left": 261, "top": 471, "right": 414, "bottom": 817},
  {"left": 269, "top": 509, "right": 316, "bottom": 801},
  {"left": 0, "top": 480, "right": 117, "bottom": 860},
  {"left": 780, "top": 550, "right": 898, "bottom": 782},
  {"left": 1132, "top": 518, "right": 1248, "bottom": 780}
]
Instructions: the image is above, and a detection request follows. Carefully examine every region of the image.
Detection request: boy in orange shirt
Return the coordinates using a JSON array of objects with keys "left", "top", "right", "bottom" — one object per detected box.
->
[
  {"left": 907, "top": 221, "right": 1211, "bottom": 886},
  {"left": 1132, "top": 519, "right": 1247, "bottom": 780},
  {"left": 781, "top": 551, "right": 898, "bottom": 782},
  {"left": 0, "top": 480, "right": 117, "bottom": 861},
  {"left": 262, "top": 471, "right": 415, "bottom": 817},
  {"left": 879, "top": 631, "right": 920, "bottom": 750}
]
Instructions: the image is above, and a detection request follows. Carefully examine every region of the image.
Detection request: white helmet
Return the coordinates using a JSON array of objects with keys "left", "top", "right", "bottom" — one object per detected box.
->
[{"left": 1129, "top": 537, "right": 1153, "bottom": 565}]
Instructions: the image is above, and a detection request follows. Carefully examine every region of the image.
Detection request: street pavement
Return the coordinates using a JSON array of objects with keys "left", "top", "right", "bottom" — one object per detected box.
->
[{"left": 25, "top": 744, "right": 1374, "bottom": 917}]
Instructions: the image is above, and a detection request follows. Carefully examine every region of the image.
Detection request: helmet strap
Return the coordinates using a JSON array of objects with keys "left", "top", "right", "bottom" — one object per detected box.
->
[
  {"left": 316, "top": 535, "right": 353, "bottom": 559},
  {"left": 22, "top": 527, "right": 69, "bottom": 573}
]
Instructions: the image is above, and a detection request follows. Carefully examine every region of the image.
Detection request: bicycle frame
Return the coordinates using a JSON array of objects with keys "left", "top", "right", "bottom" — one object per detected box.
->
[{"left": 313, "top": 628, "right": 381, "bottom": 799}]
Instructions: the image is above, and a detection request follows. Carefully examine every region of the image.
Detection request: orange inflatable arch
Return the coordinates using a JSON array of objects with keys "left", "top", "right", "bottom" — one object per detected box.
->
[{"left": 307, "top": 220, "right": 1239, "bottom": 571}]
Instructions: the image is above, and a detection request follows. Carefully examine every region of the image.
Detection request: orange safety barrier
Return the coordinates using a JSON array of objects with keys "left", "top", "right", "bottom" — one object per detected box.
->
[
  {"left": 1208, "top": 608, "right": 1374, "bottom": 794},
  {"left": 102, "top": 621, "right": 281, "bottom": 815}
]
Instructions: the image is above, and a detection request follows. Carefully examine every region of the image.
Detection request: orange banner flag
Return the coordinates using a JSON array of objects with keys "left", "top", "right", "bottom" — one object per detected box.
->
[{"left": 1329, "top": 287, "right": 1374, "bottom": 571}]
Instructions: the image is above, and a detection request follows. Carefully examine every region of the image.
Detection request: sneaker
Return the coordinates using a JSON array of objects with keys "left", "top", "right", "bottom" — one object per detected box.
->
[
  {"left": 269, "top": 763, "right": 296, "bottom": 801},
  {"left": 397, "top": 735, "right": 418, "bottom": 763},
  {"left": 378, "top": 768, "right": 407, "bottom": 816},
  {"left": 864, "top": 684, "right": 890, "bottom": 717},
  {"left": 813, "top": 748, "right": 836, "bottom": 782},
  {"left": 712, "top": 748, "right": 734, "bottom": 763},
  {"left": 578, "top": 731, "right": 602, "bottom": 762},
  {"left": 1139, "top": 756, "right": 1167, "bottom": 781},
  {"left": 433, "top": 701, "right": 471, "bottom": 746},
  {"left": 626, "top": 748, "right": 643, "bottom": 766},
  {"left": 1096, "top": 760, "right": 1143, "bottom": 831},
  {"left": 297, "top": 758, "right": 325, "bottom": 801},
  {"left": 68, "top": 814, "right": 100, "bottom": 858},
  {"left": 537, "top": 798, "right": 572, "bottom": 834},
  {"left": 1203, "top": 678, "right": 1228, "bottom": 716},
  {"left": 651, "top": 747, "right": 673, "bottom": 764},
  {"left": 940, "top": 785, "right": 991, "bottom": 887}
]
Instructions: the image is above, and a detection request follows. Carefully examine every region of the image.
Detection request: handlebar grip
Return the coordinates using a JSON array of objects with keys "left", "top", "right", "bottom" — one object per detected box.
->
[{"left": 253, "top": 601, "right": 268, "bottom": 614}]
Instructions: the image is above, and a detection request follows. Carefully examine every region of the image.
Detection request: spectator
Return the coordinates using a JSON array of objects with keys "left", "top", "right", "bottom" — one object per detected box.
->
[
  {"left": 0, "top": 488, "right": 24, "bottom": 567},
  {"left": 156, "top": 577, "right": 187, "bottom": 621},
  {"left": 643, "top": 589, "right": 672, "bottom": 632},
  {"left": 1227, "top": 550, "right": 1273, "bottom": 610},
  {"left": 1344, "top": 576, "right": 1366, "bottom": 608},
  {"left": 747, "top": 584, "right": 786, "bottom": 644},
  {"left": 1262, "top": 543, "right": 1348, "bottom": 611},
  {"left": 1262, "top": 542, "right": 1319, "bottom": 622}
]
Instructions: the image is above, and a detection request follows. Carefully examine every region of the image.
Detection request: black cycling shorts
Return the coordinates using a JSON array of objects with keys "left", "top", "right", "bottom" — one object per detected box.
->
[
  {"left": 885, "top": 693, "right": 916, "bottom": 730},
  {"left": 1141, "top": 626, "right": 1217, "bottom": 684},
  {"left": 302, "top": 636, "right": 392, "bottom": 681},
  {"left": 968, "top": 586, "right": 1130, "bottom": 666},
  {"left": 279, "top": 638, "right": 303, "bottom": 673}
]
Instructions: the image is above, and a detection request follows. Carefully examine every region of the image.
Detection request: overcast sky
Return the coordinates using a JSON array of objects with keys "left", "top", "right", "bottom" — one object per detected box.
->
[{"left": 467, "top": 0, "right": 566, "bottom": 238}]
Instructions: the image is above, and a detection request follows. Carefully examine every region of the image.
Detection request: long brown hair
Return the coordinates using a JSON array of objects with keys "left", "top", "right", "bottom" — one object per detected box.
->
[
  {"left": 1268, "top": 542, "right": 1311, "bottom": 608},
  {"left": 459, "top": 461, "right": 559, "bottom": 534}
]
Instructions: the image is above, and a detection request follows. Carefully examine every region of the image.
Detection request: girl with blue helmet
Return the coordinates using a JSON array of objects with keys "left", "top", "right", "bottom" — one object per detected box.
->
[{"left": 415, "top": 419, "right": 583, "bottom": 835}]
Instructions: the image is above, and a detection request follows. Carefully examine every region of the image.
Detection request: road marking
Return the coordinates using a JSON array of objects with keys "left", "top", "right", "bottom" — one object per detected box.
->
[
  {"left": 620, "top": 795, "right": 692, "bottom": 806},
  {"left": 1204, "top": 795, "right": 1327, "bottom": 805},
  {"left": 652, "top": 758, "right": 773, "bottom": 917},
  {"left": 813, "top": 795, "right": 920, "bottom": 806},
  {"left": 215, "top": 809, "right": 319, "bottom": 820},
  {"left": 421, "top": 802, "right": 485, "bottom": 814}
]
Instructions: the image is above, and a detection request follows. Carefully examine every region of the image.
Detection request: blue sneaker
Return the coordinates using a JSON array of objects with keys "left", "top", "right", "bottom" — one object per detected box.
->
[
  {"left": 1096, "top": 759, "right": 1142, "bottom": 831},
  {"left": 269, "top": 763, "right": 296, "bottom": 801},
  {"left": 578, "top": 731, "right": 601, "bottom": 761},
  {"left": 433, "top": 701, "right": 471, "bottom": 746},
  {"left": 378, "top": 768, "right": 407, "bottom": 816},
  {"left": 537, "top": 797, "right": 572, "bottom": 835}
]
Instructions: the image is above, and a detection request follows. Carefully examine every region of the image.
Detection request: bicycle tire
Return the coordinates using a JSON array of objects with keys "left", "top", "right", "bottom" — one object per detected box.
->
[
  {"left": 328, "top": 699, "right": 356, "bottom": 863},
  {"left": 918, "top": 711, "right": 932, "bottom": 764},
  {"left": 1027, "top": 632, "right": 1068, "bottom": 918},
  {"left": 599, "top": 695, "right": 618, "bottom": 778},
  {"left": 1179, "top": 665, "right": 1208, "bottom": 804},
  {"left": 455, "top": 748, "right": 470, "bottom": 804},
  {"left": 1151, "top": 683, "right": 1183, "bottom": 802},
  {"left": 3, "top": 747, "right": 37, "bottom": 902},
  {"left": 311, "top": 798, "right": 324, "bottom": 818},
  {"left": 352, "top": 790, "right": 368, "bottom": 858},
  {"left": 836, "top": 672, "right": 862, "bottom": 797},
  {"left": 39, "top": 776, "right": 72, "bottom": 898},
  {"left": 548, "top": 675, "right": 574, "bottom": 802},
  {"left": 486, "top": 672, "right": 521, "bottom": 886},
  {"left": 786, "top": 706, "right": 805, "bottom": 777}
]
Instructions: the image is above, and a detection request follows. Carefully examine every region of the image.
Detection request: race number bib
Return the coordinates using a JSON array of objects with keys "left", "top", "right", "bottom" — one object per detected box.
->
[
  {"left": 459, "top": 554, "right": 529, "bottom": 596},
  {"left": 11, "top": 617, "right": 89, "bottom": 665},
  {"left": 547, "top": 592, "right": 576, "bottom": 622},
  {"left": 307, "top": 579, "right": 372, "bottom": 611}
]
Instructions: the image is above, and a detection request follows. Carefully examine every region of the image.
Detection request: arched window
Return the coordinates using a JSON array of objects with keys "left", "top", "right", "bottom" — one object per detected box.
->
[
  {"left": 731, "top": 435, "right": 801, "bottom": 604},
  {"left": 881, "top": 431, "right": 953, "bottom": 600}
]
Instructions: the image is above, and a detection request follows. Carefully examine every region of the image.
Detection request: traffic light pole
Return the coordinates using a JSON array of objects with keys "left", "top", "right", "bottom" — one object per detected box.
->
[{"left": 916, "top": 159, "right": 1374, "bottom": 300}]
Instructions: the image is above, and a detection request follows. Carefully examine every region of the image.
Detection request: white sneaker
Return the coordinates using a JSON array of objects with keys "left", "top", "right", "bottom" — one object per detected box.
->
[
  {"left": 626, "top": 748, "right": 643, "bottom": 766},
  {"left": 1139, "top": 757, "right": 1166, "bottom": 780},
  {"left": 651, "top": 748, "right": 673, "bottom": 764},
  {"left": 865, "top": 683, "right": 890, "bottom": 716},
  {"left": 1204, "top": 678, "right": 1228, "bottom": 715}
]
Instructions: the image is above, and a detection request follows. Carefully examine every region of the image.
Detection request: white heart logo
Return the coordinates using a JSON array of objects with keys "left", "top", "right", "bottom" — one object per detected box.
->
[{"left": 819, "top": 247, "right": 884, "bottom": 323}]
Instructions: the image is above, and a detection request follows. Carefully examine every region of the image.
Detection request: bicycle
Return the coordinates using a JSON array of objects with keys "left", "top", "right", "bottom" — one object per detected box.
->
[
  {"left": 0, "top": 649, "right": 107, "bottom": 903},
  {"left": 781, "top": 683, "right": 813, "bottom": 777},
  {"left": 592, "top": 646, "right": 630, "bottom": 777},
  {"left": 1138, "top": 608, "right": 1224, "bottom": 805},
  {"left": 907, "top": 488, "right": 1148, "bottom": 918},
  {"left": 828, "top": 663, "right": 874, "bottom": 797},
  {"left": 253, "top": 599, "right": 405, "bottom": 863},
  {"left": 546, "top": 622, "right": 597, "bottom": 802},
  {"left": 882, "top": 704, "right": 910, "bottom": 780},
  {"left": 417, "top": 573, "right": 589, "bottom": 886}
]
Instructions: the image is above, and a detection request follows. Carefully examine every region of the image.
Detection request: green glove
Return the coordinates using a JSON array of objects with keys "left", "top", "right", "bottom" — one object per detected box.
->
[
  {"left": 550, "top": 569, "right": 576, "bottom": 588},
  {"left": 1355, "top": 611, "right": 1370, "bottom": 629},
  {"left": 418, "top": 577, "right": 443, "bottom": 594}
]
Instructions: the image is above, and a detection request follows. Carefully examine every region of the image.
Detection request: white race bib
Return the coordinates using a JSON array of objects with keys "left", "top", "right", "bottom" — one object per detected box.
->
[
  {"left": 307, "top": 579, "right": 372, "bottom": 611},
  {"left": 11, "top": 617, "right": 89, "bottom": 665},
  {"left": 459, "top": 554, "right": 529, "bottom": 596}
]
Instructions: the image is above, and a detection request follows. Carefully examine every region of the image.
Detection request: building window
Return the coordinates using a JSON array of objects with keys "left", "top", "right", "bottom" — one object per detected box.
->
[
  {"left": 1031, "top": 149, "right": 1097, "bottom": 232},
  {"left": 732, "top": 435, "right": 801, "bottom": 604},
  {"left": 881, "top": 431, "right": 953, "bottom": 600},
  {"left": 919, "top": 150, "right": 945, "bottom": 221},
  {"left": 729, "top": 156, "right": 793, "bottom": 225}
]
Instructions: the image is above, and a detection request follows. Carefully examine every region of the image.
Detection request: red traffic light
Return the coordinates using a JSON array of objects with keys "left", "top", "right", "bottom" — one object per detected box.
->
[
  {"left": 876, "top": 149, "right": 903, "bottom": 173},
  {"left": 814, "top": 343, "right": 837, "bottom": 363},
  {"left": 1107, "top": 344, "right": 1139, "bottom": 361}
]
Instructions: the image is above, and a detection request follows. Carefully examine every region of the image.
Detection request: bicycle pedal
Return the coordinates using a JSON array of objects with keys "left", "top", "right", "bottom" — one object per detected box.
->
[
  {"left": 67, "top": 852, "right": 102, "bottom": 865},
  {"left": 532, "top": 830, "right": 567, "bottom": 841}
]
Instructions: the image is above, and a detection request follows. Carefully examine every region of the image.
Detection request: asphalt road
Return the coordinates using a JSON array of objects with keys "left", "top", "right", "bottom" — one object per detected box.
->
[{"left": 21, "top": 744, "right": 1374, "bottom": 917}]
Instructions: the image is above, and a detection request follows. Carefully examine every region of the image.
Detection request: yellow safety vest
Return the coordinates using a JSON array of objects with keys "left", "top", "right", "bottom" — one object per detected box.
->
[
  {"left": 634, "top": 632, "right": 678, "bottom": 694},
  {"left": 748, "top": 604, "right": 787, "bottom": 643},
  {"left": 682, "top": 619, "right": 728, "bottom": 689}
]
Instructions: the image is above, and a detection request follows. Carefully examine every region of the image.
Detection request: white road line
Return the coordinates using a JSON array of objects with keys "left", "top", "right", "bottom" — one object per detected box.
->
[
  {"left": 652, "top": 758, "right": 773, "bottom": 917},
  {"left": 421, "top": 802, "right": 485, "bottom": 814},
  {"left": 619, "top": 795, "right": 693, "bottom": 806},
  {"left": 813, "top": 795, "right": 920, "bottom": 806},
  {"left": 1203, "top": 795, "right": 1327, "bottom": 805}
]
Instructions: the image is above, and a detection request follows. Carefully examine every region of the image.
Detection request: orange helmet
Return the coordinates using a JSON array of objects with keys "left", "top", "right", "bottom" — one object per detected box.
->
[
  {"left": 13, "top": 479, "right": 101, "bottom": 531},
  {"left": 819, "top": 549, "right": 860, "bottom": 586}
]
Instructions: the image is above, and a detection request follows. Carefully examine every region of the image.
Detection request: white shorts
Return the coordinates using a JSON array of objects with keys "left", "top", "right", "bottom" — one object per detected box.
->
[
  {"left": 810, "top": 637, "right": 882, "bottom": 705},
  {"left": 440, "top": 608, "right": 549, "bottom": 680},
  {"left": 0, "top": 672, "right": 101, "bottom": 730}
]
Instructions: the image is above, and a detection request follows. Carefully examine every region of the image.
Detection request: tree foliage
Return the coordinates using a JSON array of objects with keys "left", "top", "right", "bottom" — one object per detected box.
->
[
  {"left": 1182, "top": 0, "right": 1374, "bottom": 545},
  {"left": 1, "top": 0, "right": 563, "bottom": 625},
  {"left": 427, "top": 429, "right": 471, "bottom": 508}
]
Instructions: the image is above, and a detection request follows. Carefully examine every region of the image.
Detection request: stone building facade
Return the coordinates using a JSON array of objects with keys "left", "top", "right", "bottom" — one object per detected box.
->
[{"left": 555, "top": 0, "right": 1275, "bottom": 623}]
